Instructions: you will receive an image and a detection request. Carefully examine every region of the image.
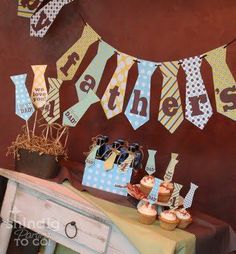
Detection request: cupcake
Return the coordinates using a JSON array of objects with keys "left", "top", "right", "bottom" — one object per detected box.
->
[
  {"left": 158, "top": 185, "right": 171, "bottom": 203},
  {"left": 162, "top": 181, "right": 174, "bottom": 194},
  {"left": 176, "top": 208, "right": 192, "bottom": 229},
  {"left": 140, "top": 175, "right": 155, "bottom": 195},
  {"left": 137, "top": 203, "right": 157, "bottom": 225},
  {"left": 159, "top": 210, "right": 179, "bottom": 231}
]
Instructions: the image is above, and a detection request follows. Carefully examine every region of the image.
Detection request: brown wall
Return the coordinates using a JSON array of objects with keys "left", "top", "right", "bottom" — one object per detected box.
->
[{"left": 0, "top": 0, "right": 236, "bottom": 229}]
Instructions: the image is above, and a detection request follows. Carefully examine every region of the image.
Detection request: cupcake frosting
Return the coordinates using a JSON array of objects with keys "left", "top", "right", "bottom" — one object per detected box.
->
[
  {"left": 140, "top": 176, "right": 155, "bottom": 187},
  {"left": 158, "top": 186, "right": 170, "bottom": 194},
  {"left": 162, "top": 181, "right": 174, "bottom": 189},
  {"left": 160, "top": 210, "right": 177, "bottom": 221},
  {"left": 176, "top": 209, "right": 191, "bottom": 220},
  {"left": 138, "top": 204, "right": 157, "bottom": 216}
]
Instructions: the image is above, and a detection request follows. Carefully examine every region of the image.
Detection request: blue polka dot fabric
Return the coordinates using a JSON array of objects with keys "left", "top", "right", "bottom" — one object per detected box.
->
[{"left": 82, "top": 159, "right": 133, "bottom": 196}]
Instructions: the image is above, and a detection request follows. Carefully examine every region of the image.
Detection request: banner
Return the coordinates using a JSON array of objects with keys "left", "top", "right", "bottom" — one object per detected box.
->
[{"left": 18, "top": 0, "right": 43, "bottom": 18}]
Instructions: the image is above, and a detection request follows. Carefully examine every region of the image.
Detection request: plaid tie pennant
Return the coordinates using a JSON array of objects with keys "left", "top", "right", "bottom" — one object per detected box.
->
[{"left": 169, "top": 183, "right": 183, "bottom": 210}]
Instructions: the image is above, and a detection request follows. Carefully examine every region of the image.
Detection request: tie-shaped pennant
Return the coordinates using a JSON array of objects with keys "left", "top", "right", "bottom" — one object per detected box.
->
[
  {"left": 30, "top": 0, "right": 74, "bottom": 37},
  {"left": 75, "top": 40, "right": 115, "bottom": 101},
  {"left": 42, "top": 78, "right": 63, "bottom": 124},
  {"left": 206, "top": 46, "right": 236, "bottom": 121},
  {"left": 85, "top": 144, "right": 100, "bottom": 167},
  {"left": 31, "top": 65, "right": 48, "bottom": 108},
  {"left": 158, "top": 61, "right": 184, "bottom": 133},
  {"left": 182, "top": 56, "right": 213, "bottom": 129},
  {"left": 11, "top": 74, "right": 35, "bottom": 121},
  {"left": 118, "top": 153, "right": 135, "bottom": 172},
  {"left": 169, "top": 183, "right": 183, "bottom": 210},
  {"left": 147, "top": 178, "right": 162, "bottom": 205},
  {"left": 164, "top": 153, "right": 179, "bottom": 182},
  {"left": 183, "top": 182, "right": 198, "bottom": 209},
  {"left": 18, "top": 0, "right": 43, "bottom": 18},
  {"left": 101, "top": 53, "right": 134, "bottom": 119},
  {"left": 56, "top": 25, "right": 100, "bottom": 81},
  {"left": 145, "top": 149, "right": 157, "bottom": 175},
  {"left": 125, "top": 60, "right": 157, "bottom": 130},
  {"left": 63, "top": 90, "right": 100, "bottom": 127},
  {"left": 104, "top": 149, "right": 120, "bottom": 171}
]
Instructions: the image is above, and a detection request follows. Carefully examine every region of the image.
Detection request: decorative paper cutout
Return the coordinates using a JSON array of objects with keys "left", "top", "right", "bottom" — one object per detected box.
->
[
  {"left": 183, "top": 182, "right": 198, "bottom": 209},
  {"left": 145, "top": 149, "right": 157, "bottom": 175},
  {"left": 75, "top": 40, "right": 114, "bottom": 101},
  {"left": 42, "top": 78, "right": 63, "bottom": 124},
  {"left": 63, "top": 90, "right": 100, "bottom": 127},
  {"left": 85, "top": 144, "right": 100, "bottom": 167},
  {"left": 11, "top": 74, "right": 35, "bottom": 121},
  {"left": 30, "top": 0, "right": 74, "bottom": 37},
  {"left": 125, "top": 60, "right": 157, "bottom": 129},
  {"left": 158, "top": 61, "right": 183, "bottom": 133},
  {"left": 104, "top": 149, "right": 120, "bottom": 171},
  {"left": 206, "top": 47, "right": 236, "bottom": 121},
  {"left": 18, "top": 0, "right": 43, "bottom": 18},
  {"left": 147, "top": 178, "right": 162, "bottom": 205},
  {"left": 182, "top": 56, "right": 213, "bottom": 129},
  {"left": 101, "top": 53, "right": 134, "bottom": 119},
  {"left": 31, "top": 65, "right": 48, "bottom": 108},
  {"left": 164, "top": 153, "right": 179, "bottom": 182},
  {"left": 118, "top": 153, "right": 135, "bottom": 172},
  {"left": 169, "top": 183, "right": 183, "bottom": 210},
  {"left": 56, "top": 25, "right": 99, "bottom": 81}
]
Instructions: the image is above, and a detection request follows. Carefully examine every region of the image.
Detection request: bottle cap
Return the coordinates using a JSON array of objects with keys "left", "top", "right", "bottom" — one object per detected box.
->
[
  {"left": 131, "top": 143, "right": 140, "bottom": 151},
  {"left": 116, "top": 139, "right": 125, "bottom": 146},
  {"left": 112, "top": 141, "right": 120, "bottom": 149},
  {"left": 103, "top": 135, "right": 109, "bottom": 143},
  {"left": 128, "top": 145, "right": 136, "bottom": 152},
  {"left": 96, "top": 137, "right": 105, "bottom": 146}
]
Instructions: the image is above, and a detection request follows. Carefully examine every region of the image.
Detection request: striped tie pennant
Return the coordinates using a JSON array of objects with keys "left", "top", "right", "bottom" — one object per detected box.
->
[
  {"left": 183, "top": 182, "right": 198, "bottom": 209},
  {"left": 30, "top": 0, "right": 74, "bottom": 38},
  {"left": 42, "top": 78, "right": 63, "bottom": 124},
  {"left": 18, "top": 0, "right": 43, "bottom": 18},
  {"left": 206, "top": 46, "right": 236, "bottom": 121},
  {"left": 182, "top": 56, "right": 213, "bottom": 129},
  {"left": 125, "top": 60, "right": 157, "bottom": 129},
  {"left": 158, "top": 61, "right": 184, "bottom": 133},
  {"left": 169, "top": 183, "right": 183, "bottom": 210},
  {"left": 56, "top": 24, "right": 100, "bottom": 81}
]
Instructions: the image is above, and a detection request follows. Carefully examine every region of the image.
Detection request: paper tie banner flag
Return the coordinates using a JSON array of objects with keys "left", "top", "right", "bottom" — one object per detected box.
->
[
  {"left": 30, "top": 0, "right": 74, "bottom": 37},
  {"left": 85, "top": 144, "right": 100, "bottom": 167},
  {"left": 42, "top": 78, "right": 62, "bottom": 124},
  {"left": 11, "top": 74, "right": 35, "bottom": 121},
  {"left": 101, "top": 53, "right": 134, "bottom": 119},
  {"left": 183, "top": 182, "right": 198, "bottom": 209},
  {"left": 182, "top": 56, "right": 213, "bottom": 129},
  {"left": 31, "top": 65, "right": 48, "bottom": 108},
  {"left": 147, "top": 178, "right": 162, "bottom": 205},
  {"left": 104, "top": 150, "right": 120, "bottom": 171},
  {"left": 169, "top": 183, "right": 183, "bottom": 210},
  {"left": 63, "top": 89, "right": 100, "bottom": 127},
  {"left": 118, "top": 153, "right": 135, "bottom": 172},
  {"left": 18, "top": 0, "right": 43, "bottom": 18},
  {"left": 158, "top": 61, "right": 184, "bottom": 133},
  {"left": 145, "top": 149, "right": 157, "bottom": 175},
  {"left": 75, "top": 40, "right": 114, "bottom": 101},
  {"left": 206, "top": 46, "right": 236, "bottom": 121},
  {"left": 125, "top": 60, "right": 157, "bottom": 129},
  {"left": 56, "top": 25, "right": 99, "bottom": 81},
  {"left": 164, "top": 153, "right": 179, "bottom": 182}
]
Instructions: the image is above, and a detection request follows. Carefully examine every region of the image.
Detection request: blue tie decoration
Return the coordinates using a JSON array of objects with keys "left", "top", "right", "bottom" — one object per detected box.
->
[
  {"left": 145, "top": 149, "right": 157, "bottom": 175},
  {"left": 147, "top": 178, "right": 162, "bottom": 205},
  {"left": 125, "top": 60, "right": 157, "bottom": 129},
  {"left": 183, "top": 183, "right": 198, "bottom": 209}
]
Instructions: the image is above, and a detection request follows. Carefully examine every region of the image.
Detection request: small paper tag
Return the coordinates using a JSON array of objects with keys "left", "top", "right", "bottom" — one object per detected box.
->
[{"left": 147, "top": 178, "right": 162, "bottom": 205}]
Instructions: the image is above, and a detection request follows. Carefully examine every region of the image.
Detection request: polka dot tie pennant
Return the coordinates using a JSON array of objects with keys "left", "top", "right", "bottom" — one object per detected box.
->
[
  {"left": 206, "top": 47, "right": 236, "bottom": 120},
  {"left": 18, "top": 0, "right": 43, "bottom": 18},
  {"left": 147, "top": 178, "right": 162, "bottom": 205},
  {"left": 11, "top": 74, "right": 35, "bottom": 121},
  {"left": 31, "top": 65, "right": 48, "bottom": 109},
  {"left": 182, "top": 56, "right": 213, "bottom": 129},
  {"left": 158, "top": 61, "right": 184, "bottom": 133},
  {"left": 168, "top": 183, "right": 183, "bottom": 210},
  {"left": 56, "top": 25, "right": 99, "bottom": 81},
  {"left": 75, "top": 40, "right": 114, "bottom": 101},
  {"left": 30, "top": 0, "right": 74, "bottom": 37},
  {"left": 124, "top": 60, "right": 157, "bottom": 130},
  {"left": 183, "top": 182, "right": 198, "bottom": 209},
  {"left": 42, "top": 78, "right": 63, "bottom": 124},
  {"left": 101, "top": 53, "right": 134, "bottom": 119}
]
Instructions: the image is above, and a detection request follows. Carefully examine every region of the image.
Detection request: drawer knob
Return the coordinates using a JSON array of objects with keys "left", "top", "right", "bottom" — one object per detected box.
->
[{"left": 65, "top": 221, "right": 78, "bottom": 239}]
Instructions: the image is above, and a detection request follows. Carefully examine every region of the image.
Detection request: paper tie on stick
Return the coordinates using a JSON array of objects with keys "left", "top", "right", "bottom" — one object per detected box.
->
[
  {"left": 183, "top": 182, "right": 198, "bottom": 209},
  {"left": 63, "top": 90, "right": 100, "bottom": 127},
  {"left": 42, "top": 78, "right": 63, "bottom": 124},
  {"left": 169, "top": 183, "right": 183, "bottom": 210},
  {"left": 75, "top": 40, "right": 115, "bottom": 101},
  {"left": 125, "top": 60, "right": 157, "bottom": 129},
  {"left": 206, "top": 46, "right": 236, "bottom": 121},
  {"left": 158, "top": 61, "right": 184, "bottom": 133},
  {"left": 31, "top": 65, "right": 48, "bottom": 108},
  {"left": 30, "top": 0, "right": 74, "bottom": 37},
  {"left": 118, "top": 153, "right": 135, "bottom": 172},
  {"left": 104, "top": 150, "right": 120, "bottom": 171},
  {"left": 145, "top": 149, "right": 157, "bottom": 175},
  {"left": 101, "top": 53, "right": 134, "bottom": 119},
  {"left": 182, "top": 56, "right": 213, "bottom": 129},
  {"left": 147, "top": 178, "right": 162, "bottom": 205},
  {"left": 164, "top": 153, "right": 179, "bottom": 182},
  {"left": 18, "top": 0, "right": 43, "bottom": 18},
  {"left": 85, "top": 144, "right": 100, "bottom": 167},
  {"left": 11, "top": 74, "right": 35, "bottom": 121},
  {"left": 56, "top": 25, "right": 100, "bottom": 81}
]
